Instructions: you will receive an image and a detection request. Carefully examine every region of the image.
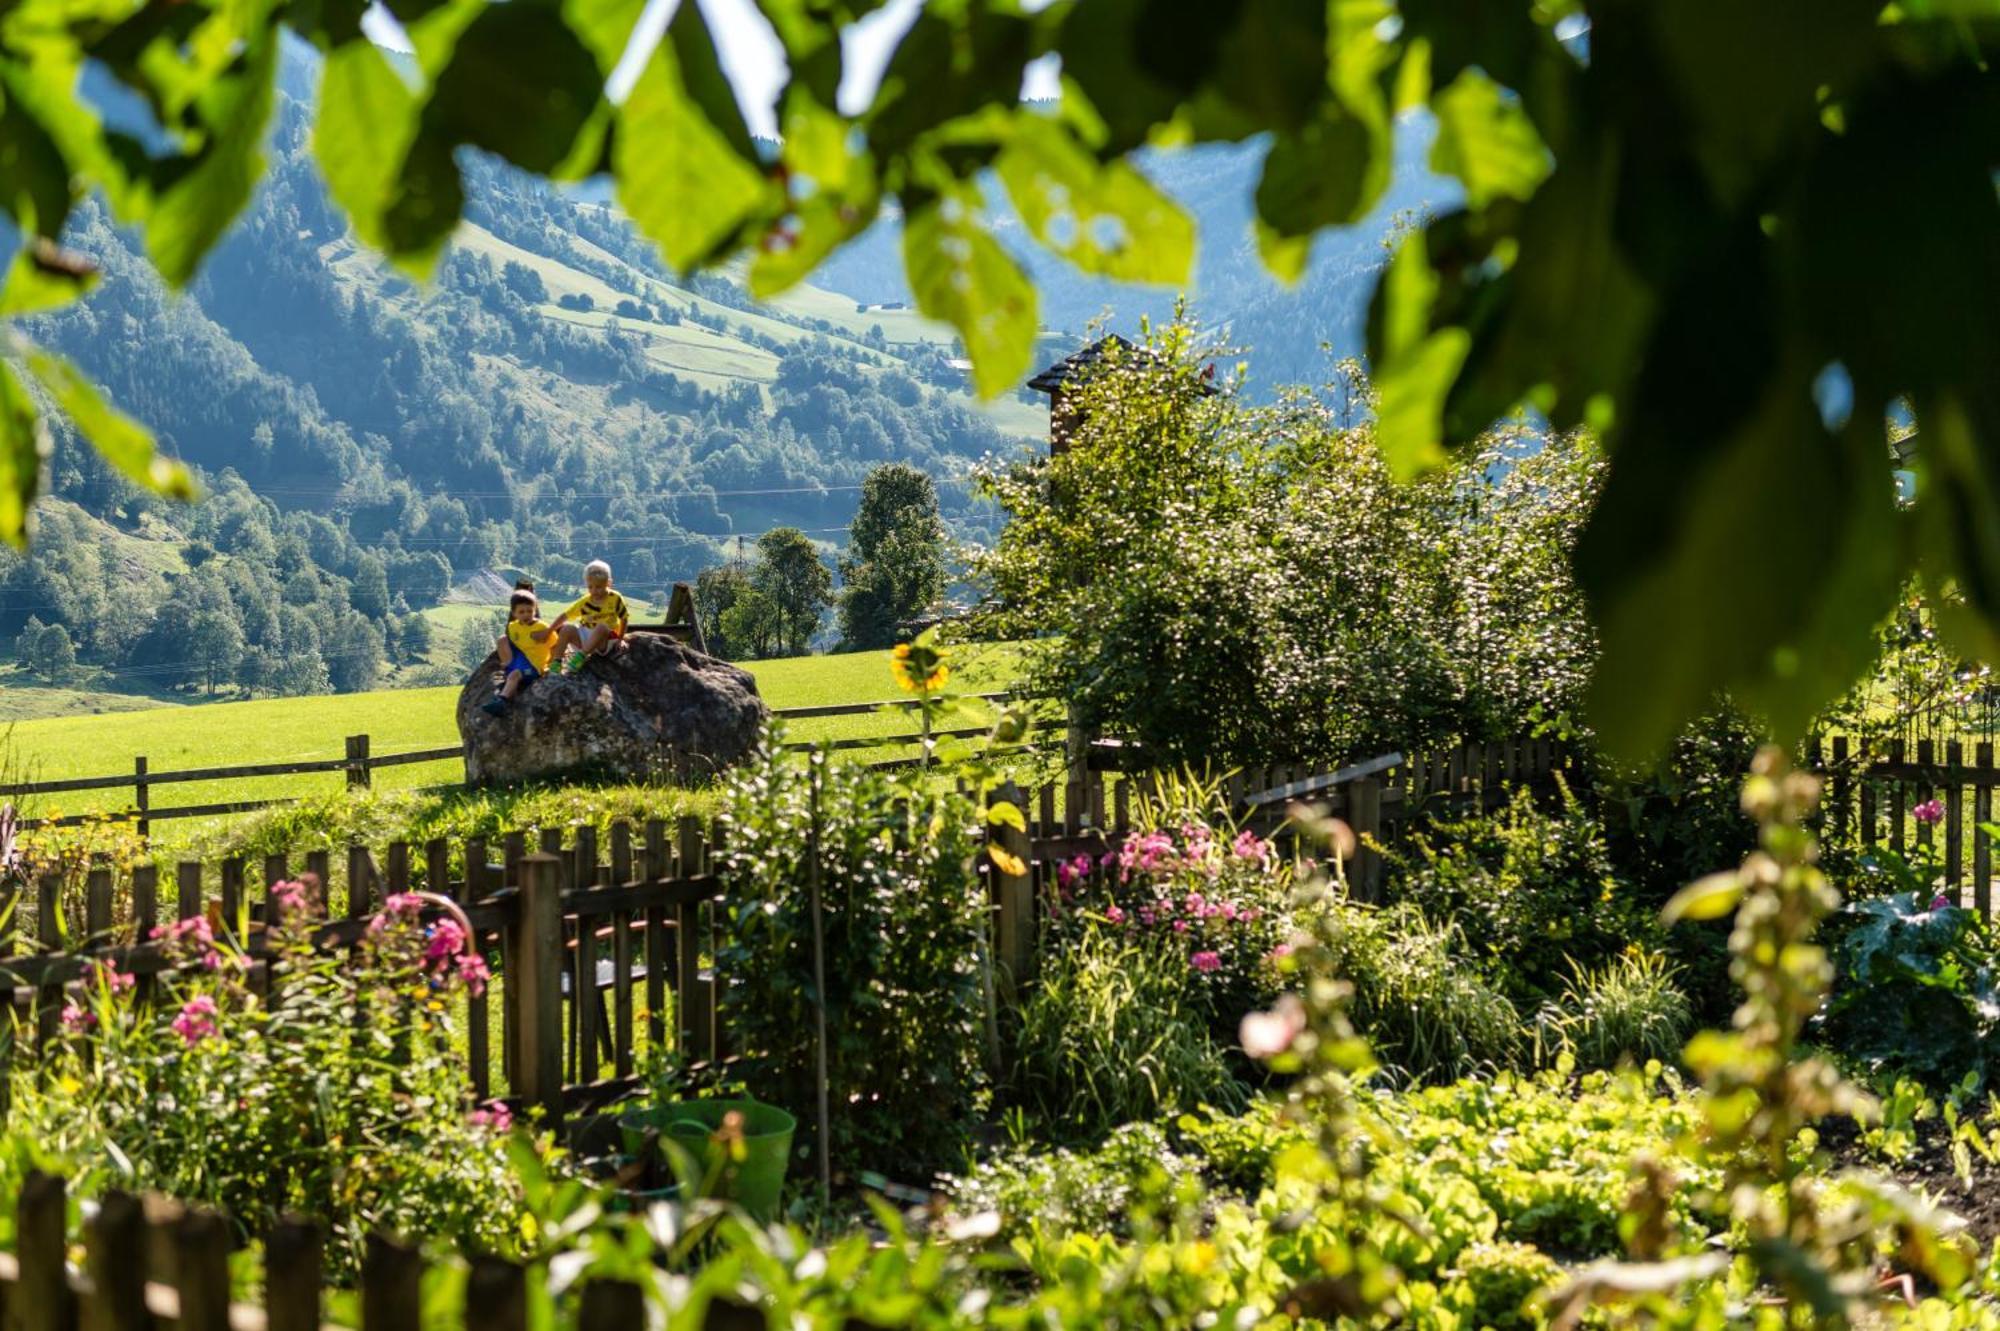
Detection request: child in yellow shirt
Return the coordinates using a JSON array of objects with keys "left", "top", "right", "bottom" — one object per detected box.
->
[
  {"left": 481, "top": 582, "right": 555, "bottom": 717},
  {"left": 552, "top": 559, "right": 630, "bottom": 674}
]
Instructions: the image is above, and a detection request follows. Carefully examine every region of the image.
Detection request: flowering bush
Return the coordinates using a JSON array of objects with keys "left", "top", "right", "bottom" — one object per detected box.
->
[
  {"left": 44, "top": 880, "right": 527, "bottom": 1277},
  {"left": 1049, "top": 811, "right": 1294, "bottom": 1032}
]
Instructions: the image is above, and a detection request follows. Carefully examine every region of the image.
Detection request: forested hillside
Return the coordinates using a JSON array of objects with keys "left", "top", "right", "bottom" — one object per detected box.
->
[{"left": 0, "top": 41, "right": 1060, "bottom": 704}]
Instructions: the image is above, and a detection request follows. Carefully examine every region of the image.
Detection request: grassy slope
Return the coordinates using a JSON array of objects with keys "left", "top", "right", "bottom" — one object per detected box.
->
[{"left": 0, "top": 644, "right": 1026, "bottom": 819}]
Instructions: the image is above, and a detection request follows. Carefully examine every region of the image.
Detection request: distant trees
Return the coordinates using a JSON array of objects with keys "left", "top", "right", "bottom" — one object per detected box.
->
[
  {"left": 749, "top": 528, "right": 832, "bottom": 658},
  {"left": 694, "top": 564, "right": 750, "bottom": 659},
  {"left": 15, "top": 618, "right": 78, "bottom": 684},
  {"left": 838, "top": 464, "right": 947, "bottom": 651}
]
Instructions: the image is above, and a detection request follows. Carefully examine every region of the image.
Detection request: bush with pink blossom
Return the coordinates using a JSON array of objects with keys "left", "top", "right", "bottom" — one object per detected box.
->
[
  {"left": 36, "top": 881, "right": 527, "bottom": 1277},
  {"left": 1048, "top": 814, "right": 1297, "bottom": 1032}
]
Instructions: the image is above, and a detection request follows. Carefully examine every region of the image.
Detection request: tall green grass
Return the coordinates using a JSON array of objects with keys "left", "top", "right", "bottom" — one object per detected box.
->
[{"left": 1009, "top": 921, "right": 1244, "bottom": 1142}]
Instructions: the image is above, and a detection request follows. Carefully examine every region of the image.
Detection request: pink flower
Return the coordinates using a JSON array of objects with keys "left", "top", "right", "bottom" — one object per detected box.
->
[
  {"left": 1218, "top": 902, "right": 1238, "bottom": 922},
  {"left": 1269, "top": 943, "right": 1294, "bottom": 963},
  {"left": 455, "top": 952, "right": 491, "bottom": 997},
  {"left": 1105, "top": 904, "right": 1126, "bottom": 925},
  {"left": 269, "top": 879, "right": 307, "bottom": 915},
  {"left": 467, "top": 1100, "right": 513, "bottom": 1133},
  {"left": 1931, "top": 892, "right": 1952, "bottom": 912},
  {"left": 1915, "top": 799, "right": 1946, "bottom": 826},
  {"left": 1172, "top": 920, "right": 1190, "bottom": 935},
  {"left": 1240, "top": 996, "right": 1306, "bottom": 1059},
  {"left": 1190, "top": 950, "right": 1221, "bottom": 974},
  {"left": 96, "top": 960, "right": 134, "bottom": 995},
  {"left": 383, "top": 893, "right": 422, "bottom": 916},
  {"left": 425, "top": 919, "right": 468, "bottom": 966},
  {"left": 1232, "top": 830, "right": 1270, "bottom": 865},
  {"left": 60, "top": 1003, "right": 95, "bottom": 1032},
  {"left": 172, "top": 996, "right": 219, "bottom": 1047}
]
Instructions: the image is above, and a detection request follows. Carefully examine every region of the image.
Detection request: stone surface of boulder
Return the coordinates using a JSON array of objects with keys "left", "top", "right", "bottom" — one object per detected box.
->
[{"left": 456, "top": 633, "right": 767, "bottom": 786}]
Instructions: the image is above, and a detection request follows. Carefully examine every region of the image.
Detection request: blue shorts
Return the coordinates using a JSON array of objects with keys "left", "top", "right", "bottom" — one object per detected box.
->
[{"left": 505, "top": 656, "right": 541, "bottom": 680}]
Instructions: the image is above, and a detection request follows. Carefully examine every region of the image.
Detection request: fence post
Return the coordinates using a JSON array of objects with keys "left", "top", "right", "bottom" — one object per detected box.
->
[
  {"left": 1350, "top": 777, "right": 1383, "bottom": 902},
  {"left": 989, "top": 782, "right": 1034, "bottom": 1003},
  {"left": 174, "top": 1207, "right": 232, "bottom": 1331},
  {"left": 509, "top": 855, "right": 565, "bottom": 1130},
  {"left": 133, "top": 756, "right": 149, "bottom": 842},
  {"left": 345, "top": 735, "right": 371, "bottom": 791},
  {"left": 264, "top": 1217, "right": 322, "bottom": 1331},
  {"left": 16, "top": 1170, "right": 73, "bottom": 1331},
  {"left": 86, "top": 1190, "right": 148, "bottom": 1331},
  {"left": 361, "top": 1235, "right": 422, "bottom": 1331}
]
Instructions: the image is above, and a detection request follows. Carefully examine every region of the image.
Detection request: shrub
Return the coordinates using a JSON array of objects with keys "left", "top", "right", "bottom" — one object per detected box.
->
[
  {"left": 1452, "top": 1241, "right": 1565, "bottom": 1331},
  {"left": 1819, "top": 889, "right": 2000, "bottom": 1091},
  {"left": 948, "top": 1122, "right": 1204, "bottom": 1240},
  {"left": 1533, "top": 950, "right": 1692, "bottom": 1072},
  {"left": 1046, "top": 771, "right": 1295, "bottom": 1032},
  {"left": 714, "top": 740, "right": 990, "bottom": 1178},
  {"left": 1392, "top": 783, "right": 1651, "bottom": 1008},
  {"left": 1010, "top": 918, "right": 1244, "bottom": 1142},
  {"left": 1318, "top": 903, "right": 1523, "bottom": 1083},
  {"left": 39, "top": 885, "right": 519, "bottom": 1277},
  {"left": 970, "top": 324, "right": 1600, "bottom": 770}
]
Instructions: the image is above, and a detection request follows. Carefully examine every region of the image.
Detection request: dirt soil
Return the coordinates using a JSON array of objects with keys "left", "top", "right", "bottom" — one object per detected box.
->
[{"left": 1821, "top": 1114, "right": 2000, "bottom": 1245}]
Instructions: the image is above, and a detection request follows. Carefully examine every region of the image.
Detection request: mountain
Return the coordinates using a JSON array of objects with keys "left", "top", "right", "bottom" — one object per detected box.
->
[
  {"left": 1, "top": 41, "right": 1439, "bottom": 705},
  {"left": 809, "top": 115, "right": 1453, "bottom": 390}
]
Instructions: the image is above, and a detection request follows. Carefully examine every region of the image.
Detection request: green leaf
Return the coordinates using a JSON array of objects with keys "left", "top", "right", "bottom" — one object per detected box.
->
[
  {"left": 995, "top": 117, "right": 1192, "bottom": 285},
  {"left": 0, "top": 68, "right": 78, "bottom": 239},
  {"left": 985, "top": 800, "right": 1025, "bottom": 832},
  {"left": 1254, "top": 112, "right": 1380, "bottom": 241},
  {"left": 1366, "top": 234, "right": 1461, "bottom": 478},
  {"left": 1661, "top": 870, "right": 1745, "bottom": 923},
  {"left": 314, "top": 40, "right": 422, "bottom": 257},
  {"left": 0, "top": 240, "right": 97, "bottom": 317},
  {"left": 901, "top": 192, "right": 1037, "bottom": 398},
  {"left": 1579, "top": 230, "right": 1901, "bottom": 759},
  {"left": 26, "top": 351, "right": 196, "bottom": 501},
  {"left": 0, "top": 361, "right": 46, "bottom": 548},
  {"left": 571, "top": 0, "right": 772, "bottom": 273},
  {"left": 749, "top": 92, "right": 879, "bottom": 299},
  {"left": 380, "top": 0, "right": 605, "bottom": 270},
  {"left": 145, "top": 32, "right": 279, "bottom": 286},
  {"left": 1429, "top": 70, "right": 1549, "bottom": 210}
]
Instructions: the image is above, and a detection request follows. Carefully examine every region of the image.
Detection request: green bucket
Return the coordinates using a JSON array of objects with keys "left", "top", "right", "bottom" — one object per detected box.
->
[{"left": 618, "top": 1099, "right": 796, "bottom": 1221}]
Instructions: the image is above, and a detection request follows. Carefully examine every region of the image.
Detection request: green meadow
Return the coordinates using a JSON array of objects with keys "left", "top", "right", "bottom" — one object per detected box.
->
[{"left": 0, "top": 644, "right": 1028, "bottom": 844}]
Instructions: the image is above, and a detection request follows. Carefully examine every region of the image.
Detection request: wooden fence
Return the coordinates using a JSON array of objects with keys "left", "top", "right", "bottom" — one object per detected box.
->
[
  {"left": 1812, "top": 734, "right": 2000, "bottom": 912},
  {"left": 0, "top": 736, "right": 1565, "bottom": 1125},
  {"left": 0, "top": 1170, "right": 763, "bottom": 1331},
  {"left": 0, "top": 694, "right": 1011, "bottom": 835}
]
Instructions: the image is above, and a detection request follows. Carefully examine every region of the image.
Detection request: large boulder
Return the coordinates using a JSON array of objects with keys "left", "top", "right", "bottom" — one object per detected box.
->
[{"left": 456, "top": 633, "right": 768, "bottom": 786}]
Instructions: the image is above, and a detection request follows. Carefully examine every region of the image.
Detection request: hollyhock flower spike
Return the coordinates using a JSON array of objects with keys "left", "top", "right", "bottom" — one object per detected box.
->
[{"left": 1240, "top": 995, "right": 1306, "bottom": 1060}]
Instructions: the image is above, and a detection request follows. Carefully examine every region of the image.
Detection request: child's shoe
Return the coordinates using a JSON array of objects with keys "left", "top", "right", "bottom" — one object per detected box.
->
[
  {"left": 562, "top": 652, "right": 586, "bottom": 675},
  {"left": 481, "top": 697, "right": 507, "bottom": 717}
]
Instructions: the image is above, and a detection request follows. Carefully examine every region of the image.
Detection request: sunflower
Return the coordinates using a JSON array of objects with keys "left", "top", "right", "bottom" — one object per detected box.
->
[{"left": 890, "top": 639, "right": 950, "bottom": 694}]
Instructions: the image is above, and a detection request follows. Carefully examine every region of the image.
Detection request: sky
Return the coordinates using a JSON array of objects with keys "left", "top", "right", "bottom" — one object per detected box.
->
[{"left": 362, "top": 0, "right": 1063, "bottom": 140}]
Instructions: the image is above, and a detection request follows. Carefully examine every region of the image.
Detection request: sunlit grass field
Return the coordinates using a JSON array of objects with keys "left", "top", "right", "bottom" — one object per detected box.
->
[{"left": 0, "top": 644, "right": 1028, "bottom": 840}]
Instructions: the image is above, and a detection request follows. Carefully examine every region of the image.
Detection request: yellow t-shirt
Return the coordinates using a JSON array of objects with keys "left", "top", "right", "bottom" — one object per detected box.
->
[
  {"left": 564, "top": 591, "right": 629, "bottom": 633},
  {"left": 506, "top": 619, "right": 555, "bottom": 672}
]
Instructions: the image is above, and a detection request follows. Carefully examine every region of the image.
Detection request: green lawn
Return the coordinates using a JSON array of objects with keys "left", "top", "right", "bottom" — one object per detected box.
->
[{"left": 0, "top": 644, "right": 1027, "bottom": 826}]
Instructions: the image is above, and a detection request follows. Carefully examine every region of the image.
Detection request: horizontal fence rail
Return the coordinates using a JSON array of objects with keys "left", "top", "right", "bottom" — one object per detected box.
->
[{"left": 0, "top": 693, "right": 1014, "bottom": 834}]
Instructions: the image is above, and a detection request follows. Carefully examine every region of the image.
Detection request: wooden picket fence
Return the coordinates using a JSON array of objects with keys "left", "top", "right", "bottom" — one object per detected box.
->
[
  {"left": 0, "top": 734, "right": 1566, "bottom": 1125},
  {"left": 1812, "top": 734, "right": 2000, "bottom": 912},
  {"left": 0, "top": 694, "right": 1011, "bottom": 835},
  {"left": 0, "top": 1171, "right": 761, "bottom": 1331}
]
